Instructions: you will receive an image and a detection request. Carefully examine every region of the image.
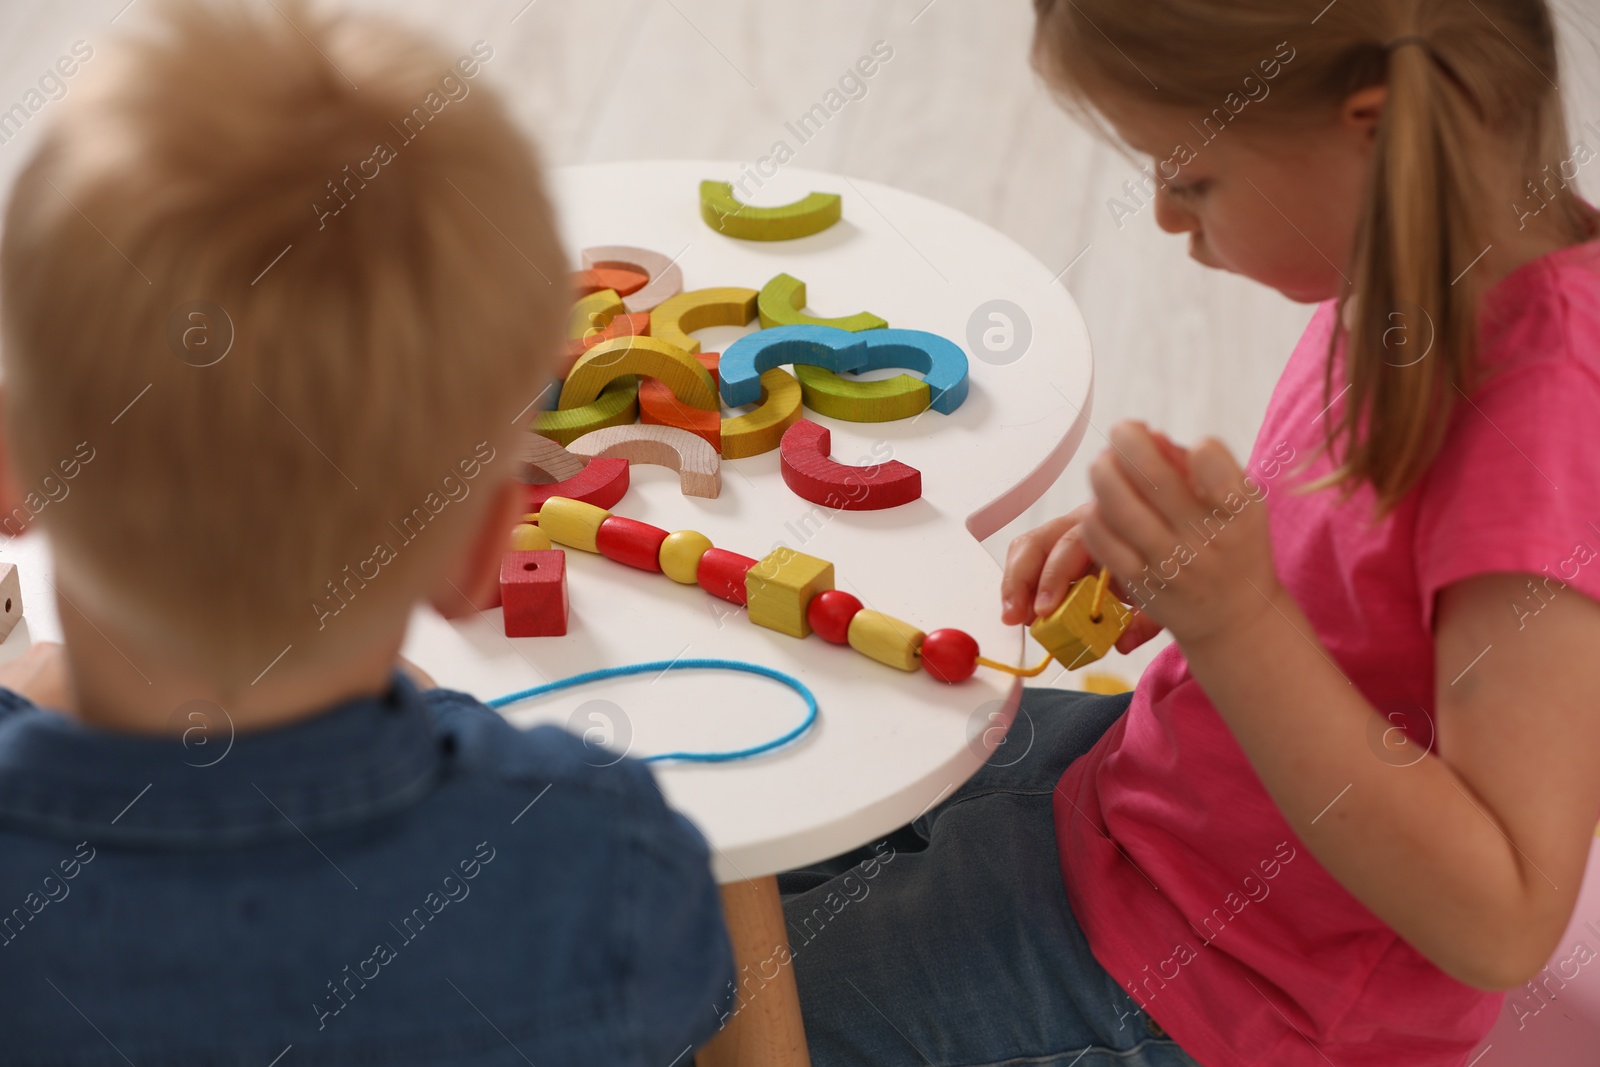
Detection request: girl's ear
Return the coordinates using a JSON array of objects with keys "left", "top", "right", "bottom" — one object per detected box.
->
[
  {"left": 429, "top": 476, "right": 522, "bottom": 620},
  {"left": 1343, "top": 85, "right": 1389, "bottom": 147}
]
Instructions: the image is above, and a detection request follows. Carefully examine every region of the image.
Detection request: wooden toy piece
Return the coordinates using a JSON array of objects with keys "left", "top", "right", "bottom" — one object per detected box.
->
[
  {"left": 860, "top": 329, "right": 970, "bottom": 414},
  {"left": 698, "top": 548, "right": 758, "bottom": 605},
  {"left": 639, "top": 351, "right": 722, "bottom": 452},
  {"left": 571, "top": 266, "right": 649, "bottom": 299},
  {"left": 659, "top": 530, "right": 714, "bottom": 585},
  {"left": 500, "top": 550, "right": 568, "bottom": 638},
  {"left": 536, "top": 496, "right": 612, "bottom": 554},
  {"left": 918, "top": 628, "right": 980, "bottom": 684},
  {"left": 560, "top": 312, "right": 652, "bottom": 376},
  {"left": 595, "top": 516, "right": 670, "bottom": 573},
  {"left": 560, "top": 336, "right": 719, "bottom": 412},
  {"left": 699, "top": 180, "right": 843, "bottom": 242},
  {"left": 519, "top": 432, "right": 588, "bottom": 484},
  {"left": 650, "top": 287, "right": 760, "bottom": 356},
  {"left": 510, "top": 523, "right": 552, "bottom": 551},
  {"left": 721, "top": 368, "right": 803, "bottom": 460},
  {"left": 0, "top": 563, "right": 20, "bottom": 642},
  {"left": 532, "top": 378, "right": 639, "bottom": 447},
  {"left": 846, "top": 609, "right": 926, "bottom": 672},
  {"left": 582, "top": 245, "right": 685, "bottom": 315},
  {"left": 567, "top": 424, "right": 722, "bottom": 499},
  {"left": 718, "top": 325, "right": 869, "bottom": 408},
  {"left": 1029, "top": 574, "right": 1133, "bottom": 670},
  {"left": 567, "top": 289, "right": 624, "bottom": 343},
  {"left": 757, "top": 273, "right": 888, "bottom": 333},
  {"left": 745, "top": 547, "right": 835, "bottom": 640},
  {"left": 793, "top": 364, "right": 930, "bottom": 423},
  {"left": 523, "top": 457, "right": 630, "bottom": 511},
  {"left": 806, "top": 590, "right": 862, "bottom": 645},
  {"left": 1081, "top": 672, "right": 1134, "bottom": 695},
  {"left": 779, "top": 420, "right": 922, "bottom": 512}
]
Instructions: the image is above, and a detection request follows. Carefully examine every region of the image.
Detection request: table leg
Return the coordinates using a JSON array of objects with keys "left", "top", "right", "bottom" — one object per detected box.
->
[{"left": 696, "top": 875, "right": 812, "bottom": 1067}]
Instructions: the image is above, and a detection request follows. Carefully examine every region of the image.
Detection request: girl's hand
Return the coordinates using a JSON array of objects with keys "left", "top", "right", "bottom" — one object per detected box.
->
[
  {"left": 1078, "top": 421, "right": 1283, "bottom": 648},
  {"left": 1000, "top": 503, "right": 1166, "bottom": 654}
]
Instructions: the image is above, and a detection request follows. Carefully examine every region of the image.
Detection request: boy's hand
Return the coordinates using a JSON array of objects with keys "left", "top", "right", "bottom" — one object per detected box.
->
[
  {"left": 1001, "top": 503, "right": 1164, "bottom": 654},
  {"left": 0, "top": 641, "right": 73, "bottom": 711},
  {"left": 1078, "top": 421, "right": 1283, "bottom": 648}
]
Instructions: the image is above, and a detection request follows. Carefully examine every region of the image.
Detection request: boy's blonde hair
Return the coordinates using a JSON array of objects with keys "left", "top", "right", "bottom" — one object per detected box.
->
[
  {"left": 1032, "top": 0, "right": 1593, "bottom": 516},
  {"left": 0, "top": 0, "right": 566, "bottom": 689}
]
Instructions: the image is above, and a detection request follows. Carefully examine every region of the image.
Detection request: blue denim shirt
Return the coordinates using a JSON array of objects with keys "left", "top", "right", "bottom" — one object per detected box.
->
[{"left": 0, "top": 676, "right": 734, "bottom": 1065}]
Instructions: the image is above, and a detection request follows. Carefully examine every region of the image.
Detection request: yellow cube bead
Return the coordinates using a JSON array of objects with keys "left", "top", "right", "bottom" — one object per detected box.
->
[
  {"left": 510, "top": 524, "right": 552, "bottom": 551},
  {"left": 536, "top": 497, "right": 611, "bottom": 553},
  {"left": 746, "top": 547, "right": 834, "bottom": 639},
  {"left": 846, "top": 609, "right": 925, "bottom": 671},
  {"left": 1030, "top": 577, "right": 1132, "bottom": 669},
  {"left": 660, "top": 530, "right": 713, "bottom": 585}
]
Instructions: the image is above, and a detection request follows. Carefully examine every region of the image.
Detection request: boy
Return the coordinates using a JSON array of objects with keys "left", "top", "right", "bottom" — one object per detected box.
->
[{"left": 0, "top": 1, "right": 733, "bottom": 1062}]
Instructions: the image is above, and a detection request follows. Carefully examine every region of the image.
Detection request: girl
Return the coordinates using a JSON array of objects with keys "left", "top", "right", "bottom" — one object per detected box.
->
[{"left": 780, "top": 1, "right": 1600, "bottom": 1064}]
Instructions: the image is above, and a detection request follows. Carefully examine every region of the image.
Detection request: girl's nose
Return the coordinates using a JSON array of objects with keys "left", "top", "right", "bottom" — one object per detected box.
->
[{"left": 1153, "top": 187, "right": 1199, "bottom": 236}]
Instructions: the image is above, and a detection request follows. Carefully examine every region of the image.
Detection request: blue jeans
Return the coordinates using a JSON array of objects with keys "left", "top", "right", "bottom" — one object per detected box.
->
[{"left": 779, "top": 687, "right": 1202, "bottom": 1067}]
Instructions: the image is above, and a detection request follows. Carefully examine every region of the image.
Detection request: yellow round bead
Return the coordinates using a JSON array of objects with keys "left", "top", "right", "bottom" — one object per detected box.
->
[
  {"left": 510, "top": 523, "right": 552, "bottom": 551},
  {"left": 659, "top": 530, "right": 713, "bottom": 584},
  {"left": 537, "top": 497, "right": 611, "bottom": 553},
  {"left": 846, "top": 609, "right": 926, "bottom": 672}
]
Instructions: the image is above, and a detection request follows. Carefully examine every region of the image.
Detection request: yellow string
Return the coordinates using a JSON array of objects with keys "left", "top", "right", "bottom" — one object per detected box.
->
[
  {"left": 976, "top": 653, "right": 1055, "bottom": 678},
  {"left": 1089, "top": 565, "right": 1110, "bottom": 623}
]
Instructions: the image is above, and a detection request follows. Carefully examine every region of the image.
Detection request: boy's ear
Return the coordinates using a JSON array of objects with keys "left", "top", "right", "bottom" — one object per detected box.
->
[
  {"left": 429, "top": 477, "right": 523, "bottom": 620},
  {"left": 1343, "top": 85, "right": 1388, "bottom": 147}
]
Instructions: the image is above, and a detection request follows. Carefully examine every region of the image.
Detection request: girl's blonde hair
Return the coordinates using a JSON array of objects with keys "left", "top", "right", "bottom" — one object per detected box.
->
[{"left": 1032, "top": 0, "right": 1593, "bottom": 515}]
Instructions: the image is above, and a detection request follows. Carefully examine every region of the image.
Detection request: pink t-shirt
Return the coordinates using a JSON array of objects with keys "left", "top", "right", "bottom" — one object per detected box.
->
[{"left": 1056, "top": 234, "right": 1600, "bottom": 1067}]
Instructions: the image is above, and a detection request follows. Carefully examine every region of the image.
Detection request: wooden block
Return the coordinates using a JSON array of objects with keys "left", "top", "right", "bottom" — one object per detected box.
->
[
  {"left": 779, "top": 419, "right": 921, "bottom": 511},
  {"left": 793, "top": 365, "right": 930, "bottom": 423},
  {"left": 568, "top": 424, "right": 722, "bottom": 499},
  {"left": 1029, "top": 576, "right": 1132, "bottom": 670},
  {"left": 510, "top": 523, "right": 552, "bottom": 551},
  {"left": 570, "top": 266, "right": 649, "bottom": 298},
  {"left": 0, "top": 563, "right": 21, "bottom": 642},
  {"left": 846, "top": 609, "right": 926, "bottom": 672},
  {"left": 722, "top": 368, "right": 803, "bottom": 460},
  {"left": 582, "top": 245, "right": 685, "bottom": 315},
  {"left": 860, "top": 329, "right": 970, "bottom": 414},
  {"left": 649, "top": 287, "right": 759, "bottom": 355},
  {"left": 560, "top": 312, "right": 652, "bottom": 375},
  {"left": 500, "top": 550, "right": 568, "bottom": 638},
  {"left": 757, "top": 273, "right": 887, "bottom": 333},
  {"left": 518, "top": 432, "right": 588, "bottom": 484},
  {"left": 536, "top": 497, "right": 612, "bottom": 554},
  {"left": 746, "top": 547, "right": 835, "bottom": 639},
  {"left": 560, "top": 336, "right": 718, "bottom": 413},
  {"left": 659, "top": 530, "right": 713, "bottom": 585},
  {"left": 718, "top": 325, "right": 869, "bottom": 408},
  {"left": 567, "top": 289, "right": 624, "bottom": 343},
  {"left": 532, "top": 377, "right": 639, "bottom": 446},
  {"left": 640, "top": 351, "right": 722, "bottom": 452},
  {"left": 699, "top": 180, "right": 843, "bottom": 242},
  {"left": 595, "top": 516, "right": 670, "bottom": 573},
  {"left": 522, "top": 457, "right": 630, "bottom": 511},
  {"left": 698, "top": 548, "right": 758, "bottom": 605}
]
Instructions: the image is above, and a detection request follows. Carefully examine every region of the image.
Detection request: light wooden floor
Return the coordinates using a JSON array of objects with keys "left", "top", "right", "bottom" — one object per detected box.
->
[{"left": 2, "top": 0, "right": 1597, "bottom": 683}]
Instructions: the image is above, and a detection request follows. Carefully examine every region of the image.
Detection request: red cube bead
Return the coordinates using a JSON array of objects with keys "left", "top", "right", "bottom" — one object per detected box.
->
[
  {"left": 595, "top": 516, "right": 669, "bottom": 573},
  {"left": 697, "top": 548, "right": 758, "bottom": 605},
  {"left": 920, "top": 628, "right": 979, "bottom": 684},
  {"left": 500, "top": 550, "right": 568, "bottom": 637},
  {"left": 806, "top": 589, "right": 863, "bottom": 644}
]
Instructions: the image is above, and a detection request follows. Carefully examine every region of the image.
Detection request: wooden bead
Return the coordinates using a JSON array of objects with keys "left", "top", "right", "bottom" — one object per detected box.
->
[
  {"left": 919, "top": 628, "right": 979, "bottom": 684},
  {"left": 537, "top": 497, "right": 611, "bottom": 554},
  {"left": 746, "top": 547, "right": 835, "bottom": 639},
  {"left": 1029, "top": 576, "right": 1132, "bottom": 670},
  {"left": 522, "top": 457, "right": 630, "bottom": 512},
  {"left": 698, "top": 548, "right": 758, "bottom": 605},
  {"left": 699, "top": 181, "right": 842, "bottom": 241},
  {"left": 500, "top": 550, "right": 568, "bottom": 638},
  {"left": 650, "top": 286, "right": 760, "bottom": 355},
  {"left": 806, "top": 589, "right": 862, "bottom": 645},
  {"left": 0, "top": 563, "right": 22, "bottom": 642},
  {"left": 595, "top": 516, "right": 669, "bottom": 573},
  {"left": 510, "top": 523, "right": 552, "bottom": 551},
  {"left": 780, "top": 419, "right": 922, "bottom": 511},
  {"left": 560, "top": 336, "right": 718, "bottom": 412},
  {"left": 846, "top": 610, "right": 926, "bottom": 672},
  {"left": 659, "top": 530, "right": 713, "bottom": 584}
]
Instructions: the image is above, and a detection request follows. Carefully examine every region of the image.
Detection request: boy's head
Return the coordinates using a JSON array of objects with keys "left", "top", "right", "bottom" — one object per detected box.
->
[{"left": 0, "top": 0, "right": 566, "bottom": 695}]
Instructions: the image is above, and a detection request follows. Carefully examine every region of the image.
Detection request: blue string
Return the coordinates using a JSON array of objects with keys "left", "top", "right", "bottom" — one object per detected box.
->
[{"left": 485, "top": 658, "right": 819, "bottom": 764}]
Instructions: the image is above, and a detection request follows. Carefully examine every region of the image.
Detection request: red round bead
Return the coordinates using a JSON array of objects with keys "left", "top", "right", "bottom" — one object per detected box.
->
[
  {"left": 920, "top": 628, "right": 979, "bottom": 684},
  {"left": 806, "top": 590, "right": 863, "bottom": 644}
]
